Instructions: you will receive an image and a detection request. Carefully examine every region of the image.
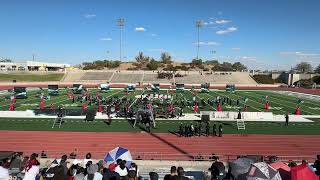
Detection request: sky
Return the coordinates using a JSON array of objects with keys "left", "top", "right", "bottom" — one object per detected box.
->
[{"left": 0, "top": 0, "right": 320, "bottom": 70}]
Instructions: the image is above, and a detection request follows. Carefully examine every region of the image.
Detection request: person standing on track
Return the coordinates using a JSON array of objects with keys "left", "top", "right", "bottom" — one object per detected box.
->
[
  {"left": 206, "top": 122, "right": 210, "bottom": 136},
  {"left": 218, "top": 124, "right": 223, "bottom": 137},
  {"left": 285, "top": 113, "right": 289, "bottom": 126},
  {"left": 212, "top": 123, "right": 217, "bottom": 137}
]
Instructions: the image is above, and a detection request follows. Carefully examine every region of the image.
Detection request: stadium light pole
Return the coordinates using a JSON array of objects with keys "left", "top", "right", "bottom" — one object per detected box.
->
[
  {"left": 117, "top": 18, "right": 125, "bottom": 62},
  {"left": 196, "top": 20, "right": 203, "bottom": 59}
]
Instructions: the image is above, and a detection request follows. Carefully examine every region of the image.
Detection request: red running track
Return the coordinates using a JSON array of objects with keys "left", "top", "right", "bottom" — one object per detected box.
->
[{"left": 0, "top": 131, "right": 319, "bottom": 162}]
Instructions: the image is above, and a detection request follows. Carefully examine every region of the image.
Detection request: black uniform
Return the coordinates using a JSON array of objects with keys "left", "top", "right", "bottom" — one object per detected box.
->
[
  {"left": 218, "top": 124, "right": 223, "bottom": 137},
  {"left": 206, "top": 123, "right": 210, "bottom": 136},
  {"left": 285, "top": 114, "right": 289, "bottom": 126},
  {"left": 179, "top": 124, "right": 184, "bottom": 137},
  {"left": 184, "top": 124, "right": 188, "bottom": 137},
  {"left": 213, "top": 124, "right": 217, "bottom": 136}
]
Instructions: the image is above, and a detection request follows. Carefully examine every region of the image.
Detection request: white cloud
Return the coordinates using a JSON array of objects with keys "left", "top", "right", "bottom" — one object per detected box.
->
[
  {"left": 193, "top": 41, "right": 219, "bottom": 46},
  {"left": 280, "top": 51, "right": 320, "bottom": 57},
  {"left": 215, "top": 19, "right": 231, "bottom": 24},
  {"left": 83, "top": 14, "right": 96, "bottom": 19},
  {"left": 240, "top": 56, "right": 257, "bottom": 62},
  {"left": 99, "top": 38, "right": 112, "bottom": 41},
  {"left": 216, "top": 27, "right": 237, "bottom": 35},
  {"left": 135, "top": 27, "right": 146, "bottom": 32},
  {"left": 232, "top": 48, "right": 241, "bottom": 51}
]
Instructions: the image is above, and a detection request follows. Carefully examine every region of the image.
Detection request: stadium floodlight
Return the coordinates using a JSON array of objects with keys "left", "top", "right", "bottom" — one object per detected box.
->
[
  {"left": 117, "top": 18, "right": 125, "bottom": 62},
  {"left": 196, "top": 20, "right": 204, "bottom": 59}
]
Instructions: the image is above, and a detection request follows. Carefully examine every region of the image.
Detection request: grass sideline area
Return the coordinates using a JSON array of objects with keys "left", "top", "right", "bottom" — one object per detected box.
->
[
  {"left": 1, "top": 88, "right": 320, "bottom": 115},
  {"left": 1, "top": 118, "right": 320, "bottom": 135},
  {"left": 0, "top": 73, "right": 64, "bottom": 82}
]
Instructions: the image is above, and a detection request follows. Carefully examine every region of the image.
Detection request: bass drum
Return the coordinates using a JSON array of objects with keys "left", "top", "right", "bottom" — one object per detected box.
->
[{"left": 110, "top": 106, "right": 116, "bottom": 113}]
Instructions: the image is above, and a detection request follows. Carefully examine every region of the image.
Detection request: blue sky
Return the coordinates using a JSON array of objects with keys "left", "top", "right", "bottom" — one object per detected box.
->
[{"left": 0, "top": 0, "right": 319, "bottom": 70}]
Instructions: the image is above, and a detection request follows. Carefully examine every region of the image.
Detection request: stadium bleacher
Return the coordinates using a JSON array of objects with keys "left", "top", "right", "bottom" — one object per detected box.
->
[
  {"left": 62, "top": 70, "right": 257, "bottom": 85},
  {"left": 80, "top": 71, "right": 114, "bottom": 81},
  {"left": 111, "top": 71, "right": 144, "bottom": 83}
]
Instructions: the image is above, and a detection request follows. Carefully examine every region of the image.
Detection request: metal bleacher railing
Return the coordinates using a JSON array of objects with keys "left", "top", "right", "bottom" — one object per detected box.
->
[{"left": 31, "top": 151, "right": 316, "bottom": 163}]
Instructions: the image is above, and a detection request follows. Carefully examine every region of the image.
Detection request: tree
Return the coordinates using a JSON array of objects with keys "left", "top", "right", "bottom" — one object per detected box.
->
[
  {"left": 204, "top": 60, "right": 219, "bottom": 65},
  {"left": 191, "top": 58, "right": 203, "bottom": 66},
  {"left": 160, "top": 52, "right": 172, "bottom": 64},
  {"left": 135, "top": 52, "right": 149, "bottom": 63},
  {"left": 315, "top": 64, "right": 320, "bottom": 74},
  {"left": 220, "top": 62, "right": 233, "bottom": 71},
  {"left": 146, "top": 59, "right": 159, "bottom": 70},
  {"left": 232, "top": 62, "right": 247, "bottom": 71},
  {"left": 294, "top": 62, "right": 313, "bottom": 73}
]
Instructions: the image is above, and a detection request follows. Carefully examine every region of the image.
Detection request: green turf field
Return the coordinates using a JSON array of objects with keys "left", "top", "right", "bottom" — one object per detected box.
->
[
  {"left": 1, "top": 88, "right": 320, "bottom": 115},
  {"left": 1, "top": 118, "right": 320, "bottom": 135},
  {"left": 0, "top": 73, "right": 64, "bottom": 82}
]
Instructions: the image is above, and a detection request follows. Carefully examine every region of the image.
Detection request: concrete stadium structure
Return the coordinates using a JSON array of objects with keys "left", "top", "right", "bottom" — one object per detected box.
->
[
  {"left": 62, "top": 70, "right": 258, "bottom": 86},
  {"left": 0, "top": 61, "right": 70, "bottom": 72}
]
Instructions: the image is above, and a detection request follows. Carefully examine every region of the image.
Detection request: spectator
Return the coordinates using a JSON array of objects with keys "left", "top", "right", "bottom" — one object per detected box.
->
[
  {"left": 173, "top": 167, "right": 189, "bottom": 180},
  {"left": 115, "top": 161, "right": 128, "bottom": 177},
  {"left": 149, "top": 172, "right": 159, "bottom": 180},
  {"left": 129, "top": 163, "right": 139, "bottom": 177},
  {"left": 47, "top": 164, "right": 69, "bottom": 180},
  {"left": 20, "top": 156, "right": 29, "bottom": 171},
  {"left": 2, "top": 158, "right": 10, "bottom": 169},
  {"left": 9, "top": 152, "right": 22, "bottom": 169},
  {"left": 302, "top": 160, "right": 314, "bottom": 171},
  {"left": 41, "top": 151, "right": 48, "bottom": 158},
  {"left": 47, "top": 155, "right": 69, "bottom": 180},
  {"left": 288, "top": 160, "right": 297, "bottom": 167},
  {"left": 0, "top": 161, "right": 10, "bottom": 180},
  {"left": 70, "top": 149, "right": 78, "bottom": 159},
  {"left": 164, "top": 166, "right": 177, "bottom": 180},
  {"left": 23, "top": 153, "right": 40, "bottom": 180},
  {"left": 84, "top": 164, "right": 103, "bottom": 180},
  {"left": 314, "top": 155, "right": 320, "bottom": 175},
  {"left": 126, "top": 170, "right": 137, "bottom": 180},
  {"left": 74, "top": 167, "right": 85, "bottom": 180},
  {"left": 208, "top": 156, "right": 226, "bottom": 180},
  {"left": 67, "top": 164, "right": 78, "bottom": 179},
  {"left": 102, "top": 164, "right": 120, "bottom": 180},
  {"left": 84, "top": 153, "right": 93, "bottom": 165}
]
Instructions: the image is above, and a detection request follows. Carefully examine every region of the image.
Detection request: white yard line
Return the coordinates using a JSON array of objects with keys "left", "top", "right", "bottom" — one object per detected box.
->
[{"left": 245, "top": 91, "right": 316, "bottom": 115}]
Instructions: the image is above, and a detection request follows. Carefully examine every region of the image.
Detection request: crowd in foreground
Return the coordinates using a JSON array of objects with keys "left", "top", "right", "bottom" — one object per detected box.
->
[
  {"left": 0, "top": 152, "right": 196, "bottom": 180},
  {"left": 0, "top": 152, "right": 320, "bottom": 180}
]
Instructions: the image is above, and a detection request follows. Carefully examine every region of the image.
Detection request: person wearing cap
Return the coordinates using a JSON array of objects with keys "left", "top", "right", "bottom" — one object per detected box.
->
[
  {"left": 84, "top": 164, "right": 103, "bottom": 180},
  {"left": 149, "top": 172, "right": 159, "bottom": 180},
  {"left": 164, "top": 166, "right": 177, "bottom": 180},
  {"left": 102, "top": 164, "right": 120, "bottom": 180}
]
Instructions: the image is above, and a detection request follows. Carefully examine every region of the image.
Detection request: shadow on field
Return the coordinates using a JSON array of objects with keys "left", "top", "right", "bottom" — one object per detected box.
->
[{"left": 137, "top": 124, "right": 194, "bottom": 159}]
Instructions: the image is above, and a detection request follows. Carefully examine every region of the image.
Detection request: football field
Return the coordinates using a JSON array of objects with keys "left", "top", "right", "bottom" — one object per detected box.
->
[{"left": 1, "top": 88, "right": 320, "bottom": 115}]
